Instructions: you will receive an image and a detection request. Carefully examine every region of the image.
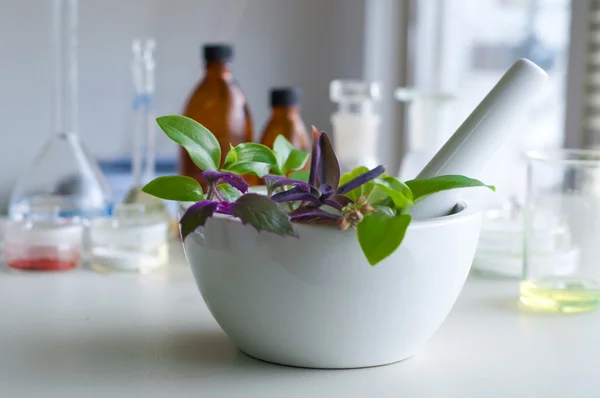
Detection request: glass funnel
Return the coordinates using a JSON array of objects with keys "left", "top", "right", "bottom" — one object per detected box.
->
[{"left": 9, "top": 0, "right": 112, "bottom": 220}]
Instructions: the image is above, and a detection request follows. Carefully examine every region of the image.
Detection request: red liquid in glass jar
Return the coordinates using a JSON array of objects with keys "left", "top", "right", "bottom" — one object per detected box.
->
[
  {"left": 8, "top": 258, "right": 78, "bottom": 271},
  {"left": 6, "top": 245, "right": 80, "bottom": 271}
]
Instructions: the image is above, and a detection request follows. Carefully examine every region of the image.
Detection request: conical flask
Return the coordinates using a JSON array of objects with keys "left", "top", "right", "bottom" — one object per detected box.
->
[{"left": 9, "top": 0, "right": 112, "bottom": 220}]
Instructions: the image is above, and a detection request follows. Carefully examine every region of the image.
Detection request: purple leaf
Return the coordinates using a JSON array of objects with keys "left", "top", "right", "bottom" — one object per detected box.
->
[
  {"left": 330, "top": 194, "right": 354, "bottom": 207},
  {"left": 320, "top": 183, "right": 335, "bottom": 199},
  {"left": 215, "top": 201, "right": 234, "bottom": 216},
  {"left": 202, "top": 170, "right": 249, "bottom": 194},
  {"left": 308, "top": 126, "right": 320, "bottom": 187},
  {"left": 179, "top": 201, "right": 219, "bottom": 240},
  {"left": 318, "top": 132, "right": 340, "bottom": 190},
  {"left": 230, "top": 193, "right": 298, "bottom": 237},
  {"left": 264, "top": 175, "right": 310, "bottom": 192},
  {"left": 337, "top": 165, "right": 385, "bottom": 195},
  {"left": 322, "top": 199, "right": 343, "bottom": 211},
  {"left": 271, "top": 186, "right": 321, "bottom": 205},
  {"left": 322, "top": 194, "right": 354, "bottom": 211},
  {"left": 289, "top": 207, "right": 341, "bottom": 225}
]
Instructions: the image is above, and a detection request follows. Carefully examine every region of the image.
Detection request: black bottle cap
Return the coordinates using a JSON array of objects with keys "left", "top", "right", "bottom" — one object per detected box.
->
[
  {"left": 270, "top": 87, "right": 301, "bottom": 107},
  {"left": 203, "top": 44, "right": 233, "bottom": 63}
]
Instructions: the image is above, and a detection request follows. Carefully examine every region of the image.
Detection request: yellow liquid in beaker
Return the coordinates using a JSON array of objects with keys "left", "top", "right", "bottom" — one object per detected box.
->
[{"left": 520, "top": 278, "right": 600, "bottom": 313}]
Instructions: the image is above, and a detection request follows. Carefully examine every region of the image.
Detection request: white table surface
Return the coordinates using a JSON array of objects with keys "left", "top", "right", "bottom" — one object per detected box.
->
[{"left": 2, "top": 243, "right": 600, "bottom": 398}]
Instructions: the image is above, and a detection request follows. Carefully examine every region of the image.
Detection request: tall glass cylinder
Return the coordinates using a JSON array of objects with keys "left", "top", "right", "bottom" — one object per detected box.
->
[
  {"left": 520, "top": 149, "right": 600, "bottom": 313},
  {"left": 123, "top": 39, "right": 170, "bottom": 219}
]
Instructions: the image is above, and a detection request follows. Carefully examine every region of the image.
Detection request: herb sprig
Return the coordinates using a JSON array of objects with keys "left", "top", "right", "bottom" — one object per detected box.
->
[{"left": 143, "top": 115, "right": 494, "bottom": 265}]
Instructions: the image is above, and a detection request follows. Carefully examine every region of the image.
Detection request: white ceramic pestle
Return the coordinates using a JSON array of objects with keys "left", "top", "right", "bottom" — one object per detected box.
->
[{"left": 409, "top": 58, "right": 548, "bottom": 219}]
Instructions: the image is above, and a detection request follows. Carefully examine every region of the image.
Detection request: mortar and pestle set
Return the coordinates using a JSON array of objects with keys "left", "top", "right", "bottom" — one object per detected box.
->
[{"left": 182, "top": 59, "right": 548, "bottom": 368}]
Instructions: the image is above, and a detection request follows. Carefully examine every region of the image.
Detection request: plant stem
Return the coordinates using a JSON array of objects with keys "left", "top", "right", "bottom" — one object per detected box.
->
[{"left": 212, "top": 185, "right": 225, "bottom": 202}]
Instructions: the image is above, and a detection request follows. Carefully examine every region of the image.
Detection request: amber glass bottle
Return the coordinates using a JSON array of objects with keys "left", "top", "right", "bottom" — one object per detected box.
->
[
  {"left": 260, "top": 88, "right": 310, "bottom": 152},
  {"left": 180, "top": 44, "right": 253, "bottom": 183}
]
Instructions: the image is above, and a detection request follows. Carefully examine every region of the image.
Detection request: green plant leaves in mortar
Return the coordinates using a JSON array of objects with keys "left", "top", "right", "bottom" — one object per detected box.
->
[
  {"left": 372, "top": 175, "right": 413, "bottom": 211},
  {"left": 405, "top": 175, "right": 495, "bottom": 203},
  {"left": 142, "top": 175, "right": 205, "bottom": 202},
  {"left": 340, "top": 169, "right": 412, "bottom": 211},
  {"left": 222, "top": 142, "right": 277, "bottom": 177},
  {"left": 231, "top": 193, "right": 298, "bottom": 237},
  {"left": 157, "top": 115, "right": 220, "bottom": 171},
  {"left": 357, "top": 208, "right": 412, "bottom": 266},
  {"left": 143, "top": 114, "right": 496, "bottom": 266},
  {"left": 273, "top": 135, "right": 310, "bottom": 175}
]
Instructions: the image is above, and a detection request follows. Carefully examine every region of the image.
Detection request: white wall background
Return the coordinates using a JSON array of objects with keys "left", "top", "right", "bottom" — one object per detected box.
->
[{"left": 0, "top": 0, "right": 369, "bottom": 211}]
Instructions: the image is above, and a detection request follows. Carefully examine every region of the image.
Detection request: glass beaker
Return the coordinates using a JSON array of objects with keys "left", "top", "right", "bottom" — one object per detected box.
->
[
  {"left": 89, "top": 204, "right": 169, "bottom": 274},
  {"left": 520, "top": 149, "right": 600, "bottom": 313}
]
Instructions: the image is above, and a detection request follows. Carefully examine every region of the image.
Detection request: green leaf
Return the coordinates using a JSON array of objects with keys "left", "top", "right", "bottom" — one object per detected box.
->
[
  {"left": 233, "top": 143, "right": 277, "bottom": 165},
  {"left": 223, "top": 162, "right": 271, "bottom": 177},
  {"left": 288, "top": 170, "right": 310, "bottom": 182},
  {"left": 222, "top": 143, "right": 277, "bottom": 177},
  {"left": 231, "top": 193, "right": 298, "bottom": 237},
  {"left": 284, "top": 149, "right": 310, "bottom": 173},
  {"left": 223, "top": 144, "right": 237, "bottom": 169},
  {"left": 157, "top": 115, "right": 220, "bottom": 171},
  {"left": 218, "top": 183, "right": 242, "bottom": 202},
  {"left": 376, "top": 205, "right": 396, "bottom": 217},
  {"left": 373, "top": 185, "right": 413, "bottom": 212},
  {"left": 339, "top": 167, "right": 372, "bottom": 201},
  {"left": 272, "top": 135, "right": 310, "bottom": 175},
  {"left": 405, "top": 175, "right": 495, "bottom": 203},
  {"left": 357, "top": 210, "right": 411, "bottom": 266},
  {"left": 142, "top": 176, "right": 205, "bottom": 202},
  {"left": 372, "top": 175, "right": 414, "bottom": 211},
  {"left": 377, "top": 175, "right": 413, "bottom": 200},
  {"left": 273, "top": 135, "right": 294, "bottom": 172}
]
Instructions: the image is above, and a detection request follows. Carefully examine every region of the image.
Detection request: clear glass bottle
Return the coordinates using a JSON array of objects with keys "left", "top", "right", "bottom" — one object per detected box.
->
[
  {"left": 181, "top": 44, "right": 253, "bottom": 184},
  {"left": 330, "top": 80, "right": 381, "bottom": 171},
  {"left": 90, "top": 204, "right": 169, "bottom": 274},
  {"left": 9, "top": 0, "right": 112, "bottom": 221}
]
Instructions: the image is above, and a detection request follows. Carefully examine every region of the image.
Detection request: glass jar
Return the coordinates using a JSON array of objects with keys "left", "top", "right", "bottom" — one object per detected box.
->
[
  {"left": 520, "top": 149, "right": 600, "bottom": 313},
  {"left": 330, "top": 80, "right": 381, "bottom": 171},
  {"left": 90, "top": 204, "right": 168, "bottom": 273},
  {"left": 5, "top": 215, "right": 83, "bottom": 271}
]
